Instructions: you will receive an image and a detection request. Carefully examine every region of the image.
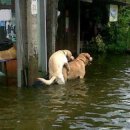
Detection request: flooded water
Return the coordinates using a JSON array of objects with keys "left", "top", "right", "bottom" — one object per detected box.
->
[{"left": 0, "top": 54, "right": 130, "bottom": 130}]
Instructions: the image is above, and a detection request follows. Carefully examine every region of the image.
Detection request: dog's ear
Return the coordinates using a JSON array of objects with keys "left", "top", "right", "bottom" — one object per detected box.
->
[
  {"left": 67, "top": 55, "right": 74, "bottom": 61},
  {"left": 85, "top": 53, "right": 93, "bottom": 61},
  {"left": 65, "top": 50, "right": 74, "bottom": 61}
]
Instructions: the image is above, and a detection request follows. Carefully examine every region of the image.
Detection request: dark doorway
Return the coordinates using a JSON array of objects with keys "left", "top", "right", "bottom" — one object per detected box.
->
[
  {"left": 80, "top": 1, "right": 108, "bottom": 51},
  {"left": 56, "top": 0, "right": 78, "bottom": 54}
]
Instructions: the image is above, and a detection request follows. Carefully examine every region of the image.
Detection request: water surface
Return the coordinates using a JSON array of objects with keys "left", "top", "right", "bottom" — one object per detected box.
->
[{"left": 0, "top": 54, "right": 130, "bottom": 130}]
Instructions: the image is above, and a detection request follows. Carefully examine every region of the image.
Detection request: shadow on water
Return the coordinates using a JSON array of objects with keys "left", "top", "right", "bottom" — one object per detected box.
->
[{"left": 0, "top": 54, "right": 130, "bottom": 130}]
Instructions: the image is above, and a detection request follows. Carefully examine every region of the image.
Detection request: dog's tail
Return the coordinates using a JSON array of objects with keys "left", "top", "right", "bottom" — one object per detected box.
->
[{"left": 37, "top": 76, "right": 56, "bottom": 85}]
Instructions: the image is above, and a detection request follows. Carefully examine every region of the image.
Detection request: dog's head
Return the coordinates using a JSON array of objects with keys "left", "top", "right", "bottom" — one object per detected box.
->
[
  {"left": 77, "top": 53, "right": 93, "bottom": 65},
  {"left": 63, "top": 50, "right": 74, "bottom": 61}
]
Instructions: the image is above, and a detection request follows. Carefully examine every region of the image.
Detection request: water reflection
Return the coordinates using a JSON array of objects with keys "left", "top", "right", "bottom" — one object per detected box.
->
[{"left": 0, "top": 54, "right": 130, "bottom": 130}]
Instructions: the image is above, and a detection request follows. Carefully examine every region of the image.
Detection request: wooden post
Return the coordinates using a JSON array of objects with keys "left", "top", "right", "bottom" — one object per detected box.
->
[
  {"left": 27, "top": 0, "right": 39, "bottom": 86},
  {"left": 47, "top": 0, "right": 59, "bottom": 58},
  {"left": 15, "top": 0, "right": 28, "bottom": 87}
]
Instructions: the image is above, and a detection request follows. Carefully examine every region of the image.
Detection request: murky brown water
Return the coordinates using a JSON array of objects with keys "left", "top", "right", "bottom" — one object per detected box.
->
[{"left": 0, "top": 54, "right": 130, "bottom": 130}]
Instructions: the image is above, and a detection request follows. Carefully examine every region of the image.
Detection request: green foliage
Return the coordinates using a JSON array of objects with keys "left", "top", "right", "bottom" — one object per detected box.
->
[
  {"left": 105, "top": 6, "right": 130, "bottom": 52},
  {"left": 95, "top": 34, "right": 106, "bottom": 53}
]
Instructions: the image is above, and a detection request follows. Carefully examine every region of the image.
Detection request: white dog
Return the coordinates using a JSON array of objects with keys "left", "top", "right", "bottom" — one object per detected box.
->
[{"left": 37, "top": 50, "right": 74, "bottom": 85}]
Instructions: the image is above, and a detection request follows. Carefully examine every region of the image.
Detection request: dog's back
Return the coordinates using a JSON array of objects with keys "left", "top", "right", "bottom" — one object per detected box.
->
[
  {"left": 63, "top": 59, "right": 85, "bottom": 81},
  {"left": 49, "top": 50, "right": 67, "bottom": 76},
  {"left": 63, "top": 53, "right": 92, "bottom": 81}
]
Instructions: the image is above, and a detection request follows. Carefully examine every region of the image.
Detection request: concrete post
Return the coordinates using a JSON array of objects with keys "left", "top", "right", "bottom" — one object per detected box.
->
[
  {"left": 38, "top": 0, "right": 48, "bottom": 75},
  {"left": 27, "top": 0, "right": 39, "bottom": 86},
  {"left": 15, "top": 0, "right": 28, "bottom": 87}
]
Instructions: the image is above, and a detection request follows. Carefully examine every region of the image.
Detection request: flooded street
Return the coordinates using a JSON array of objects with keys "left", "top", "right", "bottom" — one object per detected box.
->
[{"left": 0, "top": 54, "right": 130, "bottom": 130}]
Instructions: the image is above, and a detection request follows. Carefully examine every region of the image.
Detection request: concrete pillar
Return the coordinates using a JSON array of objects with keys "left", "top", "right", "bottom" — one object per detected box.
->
[
  {"left": 15, "top": 0, "right": 28, "bottom": 87},
  {"left": 27, "top": 0, "right": 39, "bottom": 86},
  {"left": 38, "top": 0, "right": 48, "bottom": 75}
]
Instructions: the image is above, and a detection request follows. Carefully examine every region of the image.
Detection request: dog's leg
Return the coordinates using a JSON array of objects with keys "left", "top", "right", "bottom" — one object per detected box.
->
[
  {"left": 64, "top": 63, "right": 70, "bottom": 71},
  {"left": 79, "top": 72, "right": 85, "bottom": 79},
  {"left": 56, "top": 74, "right": 65, "bottom": 84},
  {"left": 79, "top": 76, "right": 84, "bottom": 79}
]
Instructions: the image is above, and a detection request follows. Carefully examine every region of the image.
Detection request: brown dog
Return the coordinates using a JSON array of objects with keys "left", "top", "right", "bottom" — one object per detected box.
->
[
  {"left": 63, "top": 53, "right": 93, "bottom": 81},
  {"left": 0, "top": 46, "right": 16, "bottom": 60}
]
